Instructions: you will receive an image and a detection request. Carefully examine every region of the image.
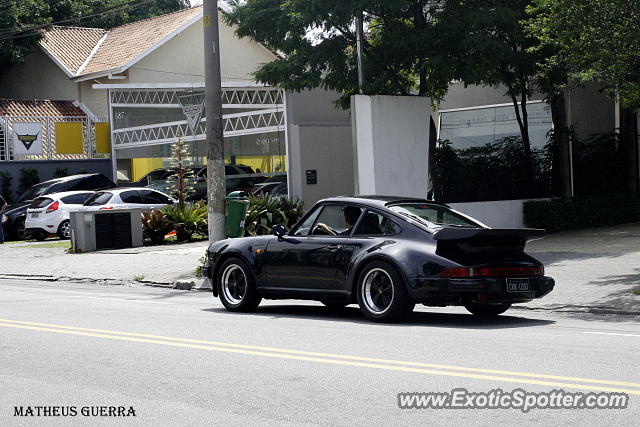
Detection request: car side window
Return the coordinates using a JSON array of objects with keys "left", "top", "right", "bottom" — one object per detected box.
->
[
  {"left": 139, "top": 190, "right": 172, "bottom": 204},
  {"left": 120, "top": 190, "right": 143, "bottom": 204},
  {"left": 61, "top": 193, "right": 93, "bottom": 205},
  {"left": 292, "top": 206, "right": 323, "bottom": 236},
  {"left": 353, "top": 211, "right": 401, "bottom": 236},
  {"left": 310, "top": 204, "right": 362, "bottom": 236}
]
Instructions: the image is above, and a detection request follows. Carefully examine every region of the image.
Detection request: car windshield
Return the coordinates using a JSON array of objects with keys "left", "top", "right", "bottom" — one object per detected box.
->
[
  {"left": 17, "top": 182, "right": 52, "bottom": 202},
  {"left": 389, "top": 203, "right": 482, "bottom": 228}
]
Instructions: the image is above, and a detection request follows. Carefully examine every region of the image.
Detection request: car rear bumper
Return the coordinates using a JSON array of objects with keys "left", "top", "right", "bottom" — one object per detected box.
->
[{"left": 407, "top": 276, "right": 555, "bottom": 305}]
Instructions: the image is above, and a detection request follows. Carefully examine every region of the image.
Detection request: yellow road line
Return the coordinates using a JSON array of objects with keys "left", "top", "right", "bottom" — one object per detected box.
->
[
  {"left": 1, "top": 318, "right": 639, "bottom": 389},
  {"left": 0, "top": 319, "right": 639, "bottom": 394}
]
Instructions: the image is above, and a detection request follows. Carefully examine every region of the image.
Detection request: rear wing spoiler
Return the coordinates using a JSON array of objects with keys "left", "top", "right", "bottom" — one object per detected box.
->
[{"left": 433, "top": 228, "right": 546, "bottom": 242}]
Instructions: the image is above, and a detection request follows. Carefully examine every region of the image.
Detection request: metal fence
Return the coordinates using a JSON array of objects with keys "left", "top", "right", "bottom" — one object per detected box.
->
[{"left": 0, "top": 115, "right": 109, "bottom": 161}]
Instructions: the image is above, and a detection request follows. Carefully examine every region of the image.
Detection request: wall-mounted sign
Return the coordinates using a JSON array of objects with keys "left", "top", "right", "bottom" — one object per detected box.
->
[
  {"left": 178, "top": 91, "right": 206, "bottom": 136},
  {"left": 306, "top": 169, "right": 317, "bottom": 185},
  {"left": 13, "top": 122, "right": 43, "bottom": 155}
]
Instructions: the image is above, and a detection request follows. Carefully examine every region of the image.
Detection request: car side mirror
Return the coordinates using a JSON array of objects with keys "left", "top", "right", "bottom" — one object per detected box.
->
[{"left": 272, "top": 224, "right": 286, "bottom": 239}]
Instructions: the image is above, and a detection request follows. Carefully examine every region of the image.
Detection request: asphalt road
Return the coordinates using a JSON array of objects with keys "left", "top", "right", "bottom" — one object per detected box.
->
[{"left": 1, "top": 279, "right": 639, "bottom": 426}]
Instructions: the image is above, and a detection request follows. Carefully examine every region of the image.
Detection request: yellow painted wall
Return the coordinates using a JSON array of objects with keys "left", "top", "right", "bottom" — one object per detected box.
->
[
  {"left": 131, "top": 158, "right": 164, "bottom": 181},
  {"left": 95, "top": 122, "right": 110, "bottom": 154},
  {"left": 55, "top": 122, "right": 83, "bottom": 154}
]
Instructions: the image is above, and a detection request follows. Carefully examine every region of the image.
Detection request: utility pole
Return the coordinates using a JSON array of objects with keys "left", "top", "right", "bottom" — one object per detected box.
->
[
  {"left": 203, "top": 0, "right": 226, "bottom": 242},
  {"left": 355, "top": 13, "right": 365, "bottom": 94}
]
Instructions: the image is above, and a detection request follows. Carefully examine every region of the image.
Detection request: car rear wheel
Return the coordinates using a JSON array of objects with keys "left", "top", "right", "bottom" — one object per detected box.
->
[
  {"left": 217, "top": 258, "right": 261, "bottom": 312},
  {"left": 356, "top": 261, "right": 414, "bottom": 322},
  {"left": 465, "top": 303, "right": 511, "bottom": 317},
  {"left": 57, "top": 220, "right": 71, "bottom": 239}
]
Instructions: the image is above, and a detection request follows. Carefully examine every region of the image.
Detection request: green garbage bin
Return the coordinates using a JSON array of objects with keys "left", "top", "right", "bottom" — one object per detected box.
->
[{"left": 225, "top": 191, "right": 250, "bottom": 238}]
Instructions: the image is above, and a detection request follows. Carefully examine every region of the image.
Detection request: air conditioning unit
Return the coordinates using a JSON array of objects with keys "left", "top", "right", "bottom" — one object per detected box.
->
[{"left": 70, "top": 208, "right": 143, "bottom": 252}]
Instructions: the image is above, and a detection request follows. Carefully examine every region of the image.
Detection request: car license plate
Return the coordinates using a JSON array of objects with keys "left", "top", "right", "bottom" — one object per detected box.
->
[
  {"left": 30, "top": 212, "right": 39, "bottom": 218},
  {"left": 506, "top": 278, "right": 530, "bottom": 292}
]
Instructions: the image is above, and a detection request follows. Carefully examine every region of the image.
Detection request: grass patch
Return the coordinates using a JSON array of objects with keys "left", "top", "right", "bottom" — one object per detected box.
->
[
  {"left": 631, "top": 290, "right": 640, "bottom": 296},
  {"left": 133, "top": 275, "right": 145, "bottom": 281},
  {"left": 13, "top": 241, "right": 71, "bottom": 249}
]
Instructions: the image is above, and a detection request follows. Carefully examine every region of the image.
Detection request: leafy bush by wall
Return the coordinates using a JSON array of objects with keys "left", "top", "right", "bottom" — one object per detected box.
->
[
  {"left": 244, "top": 196, "right": 305, "bottom": 236},
  {"left": 523, "top": 194, "right": 640, "bottom": 233}
]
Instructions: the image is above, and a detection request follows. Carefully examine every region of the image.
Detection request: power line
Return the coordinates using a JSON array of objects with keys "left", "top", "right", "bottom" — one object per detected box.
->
[{"left": 0, "top": 0, "right": 150, "bottom": 41}]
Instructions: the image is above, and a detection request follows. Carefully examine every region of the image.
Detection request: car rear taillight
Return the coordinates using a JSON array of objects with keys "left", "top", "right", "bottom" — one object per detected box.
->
[
  {"left": 46, "top": 201, "right": 59, "bottom": 213},
  {"left": 441, "top": 266, "right": 544, "bottom": 278},
  {"left": 440, "top": 267, "right": 472, "bottom": 278},
  {"left": 477, "top": 266, "right": 543, "bottom": 276},
  {"left": 99, "top": 206, "right": 113, "bottom": 210}
]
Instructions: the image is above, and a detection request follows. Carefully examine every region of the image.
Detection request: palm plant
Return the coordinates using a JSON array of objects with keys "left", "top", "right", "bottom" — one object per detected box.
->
[{"left": 244, "top": 195, "right": 304, "bottom": 236}]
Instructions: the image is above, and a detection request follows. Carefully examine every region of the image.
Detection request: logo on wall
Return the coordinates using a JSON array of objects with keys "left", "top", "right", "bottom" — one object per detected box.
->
[
  {"left": 178, "top": 91, "right": 206, "bottom": 136},
  {"left": 12, "top": 122, "right": 43, "bottom": 155}
]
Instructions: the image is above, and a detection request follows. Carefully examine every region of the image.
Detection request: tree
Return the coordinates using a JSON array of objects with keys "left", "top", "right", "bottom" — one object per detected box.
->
[
  {"left": 0, "top": 0, "right": 189, "bottom": 78},
  {"left": 528, "top": 0, "right": 640, "bottom": 195},
  {"left": 0, "top": 1, "right": 48, "bottom": 78},
  {"left": 224, "top": 0, "right": 451, "bottom": 109},
  {"left": 166, "top": 137, "right": 196, "bottom": 205}
]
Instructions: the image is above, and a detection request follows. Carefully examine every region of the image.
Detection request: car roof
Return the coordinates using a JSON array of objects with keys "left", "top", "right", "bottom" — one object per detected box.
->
[
  {"left": 318, "top": 195, "right": 450, "bottom": 208},
  {"left": 39, "top": 173, "right": 104, "bottom": 185},
  {"left": 33, "top": 190, "right": 96, "bottom": 200},
  {"left": 98, "top": 187, "right": 163, "bottom": 193}
]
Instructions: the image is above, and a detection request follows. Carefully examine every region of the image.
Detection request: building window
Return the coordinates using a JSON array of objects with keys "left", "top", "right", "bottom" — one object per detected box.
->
[{"left": 434, "top": 102, "right": 554, "bottom": 203}]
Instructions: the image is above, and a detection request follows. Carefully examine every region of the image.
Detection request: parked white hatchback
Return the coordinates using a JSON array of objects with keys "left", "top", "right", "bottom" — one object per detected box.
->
[
  {"left": 25, "top": 191, "right": 96, "bottom": 240},
  {"left": 81, "top": 188, "right": 176, "bottom": 211}
]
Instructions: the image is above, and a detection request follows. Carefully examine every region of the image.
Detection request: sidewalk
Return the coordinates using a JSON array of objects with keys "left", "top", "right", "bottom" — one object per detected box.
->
[
  {"left": 524, "top": 222, "right": 640, "bottom": 315},
  {"left": 0, "top": 240, "right": 208, "bottom": 286},
  {"left": 0, "top": 224, "right": 638, "bottom": 315}
]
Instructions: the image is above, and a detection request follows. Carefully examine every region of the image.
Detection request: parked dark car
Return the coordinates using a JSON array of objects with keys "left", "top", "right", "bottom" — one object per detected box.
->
[
  {"left": 137, "top": 165, "right": 264, "bottom": 202},
  {"left": 250, "top": 174, "right": 287, "bottom": 196},
  {"left": 204, "top": 196, "right": 555, "bottom": 322},
  {"left": 2, "top": 173, "right": 115, "bottom": 240}
]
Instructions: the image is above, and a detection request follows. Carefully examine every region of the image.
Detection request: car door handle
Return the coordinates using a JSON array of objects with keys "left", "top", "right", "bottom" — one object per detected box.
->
[{"left": 327, "top": 244, "right": 342, "bottom": 252}]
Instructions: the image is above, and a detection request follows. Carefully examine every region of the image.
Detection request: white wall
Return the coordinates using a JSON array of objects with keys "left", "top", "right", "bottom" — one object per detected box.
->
[
  {"left": 449, "top": 198, "right": 550, "bottom": 229},
  {"left": 352, "top": 95, "right": 431, "bottom": 198},
  {"left": 0, "top": 51, "right": 79, "bottom": 101},
  {"left": 128, "top": 14, "right": 276, "bottom": 84},
  {"left": 288, "top": 124, "right": 354, "bottom": 206}
]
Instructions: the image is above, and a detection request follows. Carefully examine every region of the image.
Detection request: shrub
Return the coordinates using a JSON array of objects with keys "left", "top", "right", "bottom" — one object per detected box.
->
[
  {"left": 18, "top": 168, "right": 40, "bottom": 193},
  {"left": 523, "top": 194, "right": 640, "bottom": 233},
  {"left": 141, "top": 209, "right": 173, "bottom": 244},
  {"left": 0, "top": 171, "right": 13, "bottom": 203},
  {"left": 163, "top": 201, "right": 207, "bottom": 242},
  {"left": 53, "top": 167, "right": 69, "bottom": 178},
  {"left": 244, "top": 195, "right": 304, "bottom": 236}
]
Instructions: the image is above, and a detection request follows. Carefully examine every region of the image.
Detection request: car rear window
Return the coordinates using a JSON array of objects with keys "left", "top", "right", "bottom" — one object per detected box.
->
[
  {"left": 389, "top": 203, "right": 481, "bottom": 228},
  {"left": 61, "top": 193, "right": 93, "bottom": 205},
  {"left": 29, "top": 197, "right": 53, "bottom": 208},
  {"left": 84, "top": 192, "right": 113, "bottom": 206}
]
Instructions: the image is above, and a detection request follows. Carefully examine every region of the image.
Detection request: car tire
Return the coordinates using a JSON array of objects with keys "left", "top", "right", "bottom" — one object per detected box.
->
[
  {"left": 57, "top": 220, "right": 72, "bottom": 240},
  {"left": 13, "top": 217, "right": 29, "bottom": 240},
  {"left": 356, "top": 261, "right": 414, "bottom": 322},
  {"left": 465, "top": 303, "right": 511, "bottom": 317},
  {"left": 216, "top": 257, "right": 261, "bottom": 312},
  {"left": 33, "top": 230, "right": 48, "bottom": 241}
]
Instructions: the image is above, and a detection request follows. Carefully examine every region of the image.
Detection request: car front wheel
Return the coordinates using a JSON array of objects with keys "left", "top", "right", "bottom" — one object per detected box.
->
[
  {"left": 465, "top": 303, "right": 511, "bottom": 317},
  {"left": 356, "top": 261, "right": 414, "bottom": 322},
  {"left": 217, "top": 258, "right": 261, "bottom": 312}
]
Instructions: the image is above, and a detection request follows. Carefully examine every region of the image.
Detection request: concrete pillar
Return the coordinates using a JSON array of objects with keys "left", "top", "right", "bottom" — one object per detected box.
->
[{"left": 351, "top": 95, "right": 431, "bottom": 198}]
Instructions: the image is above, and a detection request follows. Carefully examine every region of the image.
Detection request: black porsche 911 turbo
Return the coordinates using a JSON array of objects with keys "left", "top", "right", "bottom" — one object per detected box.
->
[{"left": 204, "top": 196, "right": 555, "bottom": 322}]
